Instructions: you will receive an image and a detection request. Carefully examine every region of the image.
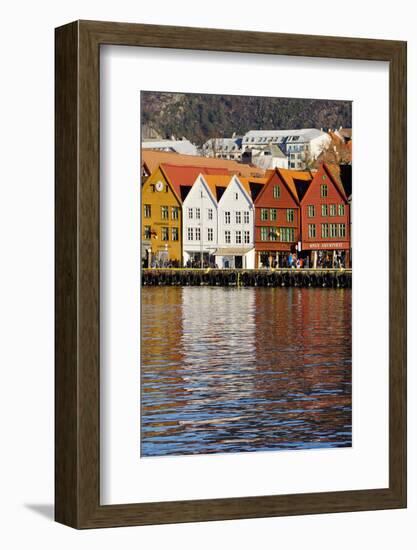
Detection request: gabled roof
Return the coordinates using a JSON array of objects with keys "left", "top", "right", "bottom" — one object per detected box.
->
[
  {"left": 323, "top": 163, "right": 351, "bottom": 198},
  {"left": 300, "top": 162, "right": 348, "bottom": 203},
  {"left": 253, "top": 167, "right": 313, "bottom": 205},
  {"left": 201, "top": 174, "right": 267, "bottom": 203},
  {"left": 160, "top": 164, "right": 230, "bottom": 203},
  {"left": 278, "top": 169, "right": 313, "bottom": 203},
  {"left": 215, "top": 174, "right": 255, "bottom": 206},
  {"left": 202, "top": 175, "right": 233, "bottom": 202},
  {"left": 239, "top": 176, "right": 268, "bottom": 201},
  {"left": 248, "top": 179, "right": 267, "bottom": 202},
  {"left": 142, "top": 149, "right": 265, "bottom": 178},
  {"left": 321, "top": 163, "right": 348, "bottom": 201}
]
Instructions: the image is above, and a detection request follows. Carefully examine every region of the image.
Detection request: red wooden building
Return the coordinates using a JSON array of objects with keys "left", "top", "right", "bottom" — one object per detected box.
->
[
  {"left": 254, "top": 168, "right": 308, "bottom": 268},
  {"left": 299, "top": 163, "right": 350, "bottom": 268}
]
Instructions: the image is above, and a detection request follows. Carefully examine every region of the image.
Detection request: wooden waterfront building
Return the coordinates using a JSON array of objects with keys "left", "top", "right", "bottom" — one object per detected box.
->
[
  {"left": 181, "top": 174, "right": 229, "bottom": 267},
  {"left": 299, "top": 163, "right": 350, "bottom": 268},
  {"left": 142, "top": 164, "right": 183, "bottom": 267},
  {"left": 142, "top": 163, "right": 231, "bottom": 267},
  {"left": 254, "top": 168, "right": 309, "bottom": 268}
]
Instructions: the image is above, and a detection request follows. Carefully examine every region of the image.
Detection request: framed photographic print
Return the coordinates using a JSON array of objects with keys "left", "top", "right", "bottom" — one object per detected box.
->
[{"left": 55, "top": 20, "right": 407, "bottom": 528}]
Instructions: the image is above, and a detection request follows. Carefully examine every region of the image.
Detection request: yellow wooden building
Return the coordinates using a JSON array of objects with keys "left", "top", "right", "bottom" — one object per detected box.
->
[{"left": 141, "top": 165, "right": 182, "bottom": 267}]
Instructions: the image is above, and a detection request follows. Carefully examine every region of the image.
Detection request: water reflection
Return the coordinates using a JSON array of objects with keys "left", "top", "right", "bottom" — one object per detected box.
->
[{"left": 141, "top": 287, "right": 351, "bottom": 457}]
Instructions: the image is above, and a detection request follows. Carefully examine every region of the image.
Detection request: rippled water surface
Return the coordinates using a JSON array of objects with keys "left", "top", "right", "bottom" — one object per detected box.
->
[{"left": 141, "top": 287, "right": 351, "bottom": 457}]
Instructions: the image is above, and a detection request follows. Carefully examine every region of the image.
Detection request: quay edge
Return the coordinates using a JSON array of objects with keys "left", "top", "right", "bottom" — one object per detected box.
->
[{"left": 141, "top": 268, "right": 352, "bottom": 288}]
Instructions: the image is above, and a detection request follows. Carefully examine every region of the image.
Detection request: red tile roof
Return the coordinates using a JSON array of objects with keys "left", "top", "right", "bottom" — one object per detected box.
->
[{"left": 142, "top": 150, "right": 265, "bottom": 178}]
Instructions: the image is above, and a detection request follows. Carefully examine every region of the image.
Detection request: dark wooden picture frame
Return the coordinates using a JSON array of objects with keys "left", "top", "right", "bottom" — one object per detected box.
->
[{"left": 55, "top": 20, "right": 407, "bottom": 529}]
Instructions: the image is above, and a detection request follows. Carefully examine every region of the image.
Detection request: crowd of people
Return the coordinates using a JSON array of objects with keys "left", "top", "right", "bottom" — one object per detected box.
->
[
  {"left": 143, "top": 252, "right": 347, "bottom": 269},
  {"left": 260, "top": 251, "right": 346, "bottom": 269}
]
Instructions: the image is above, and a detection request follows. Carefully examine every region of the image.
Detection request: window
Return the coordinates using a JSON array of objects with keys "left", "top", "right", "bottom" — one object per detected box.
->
[
  {"left": 236, "top": 211, "right": 241, "bottom": 224},
  {"left": 260, "top": 227, "right": 268, "bottom": 241},
  {"left": 270, "top": 227, "right": 278, "bottom": 241},
  {"left": 171, "top": 206, "right": 179, "bottom": 220},
  {"left": 273, "top": 185, "right": 281, "bottom": 199},
  {"left": 330, "top": 204, "right": 336, "bottom": 216},
  {"left": 225, "top": 211, "right": 231, "bottom": 224},
  {"left": 321, "top": 184, "right": 328, "bottom": 197},
  {"left": 261, "top": 208, "right": 268, "bottom": 221},
  {"left": 286, "top": 209, "right": 295, "bottom": 222},
  {"left": 171, "top": 227, "right": 179, "bottom": 241},
  {"left": 244, "top": 211, "right": 249, "bottom": 224},
  {"left": 330, "top": 223, "right": 338, "bottom": 238},
  {"left": 290, "top": 162, "right": 295, "bottom": 168},
  {"left": 144, "top": 225, "right": 151, "bottom": 239},
  {"left": 144, "top": 204, "right": 151, "bottom": 218},
  {"left": 225, "top": 230, "right": 231, "bottom": 243},
  {"left": 235, "top": 192, "right": 239, "bottom": 200},
  {"left": 207, "top": 208, "right": 213, "bottom": 220},
  {"left": 188, "top": 207, "right": 193, "bottom": 219},
  {"left": 279, "top": 227, "right": 295, "bottom": 242},
  {"left": 150, "top": 184, "right": 155, "bottom": 192},
  {"left": 338, "top": 204, "right": 345, "bottom": 216},
  {"left": 187, "top": 227, "right": 194, "bottom": 241},
  {"left": 235, "top": 230, "right": 242, "bottom": 244},
  {"left": 195, "top": 227, "right": 201, "bottom": 240},
  {"left": 308, "top": 224, "right": 316, "bottom": 238},
  {"left": 321, "top": 204, "right": 328, "bottom": 216},
  {"left": 161, "top": 227, "right": 169, "bottom": 241},
  {"left": 195, "top": 208, "right": 200, "bottom": 220},
  {"left": 244, "top": 230, "right": 250, "bottom": 244},
  {"left": 338, "top": 223, "right": 346, "bottom": 237},
  {"left": 322, "top": 223, "right": 329, "bottom": 238},
  {"left": 161, "top": 206, "right": 169, "bottom": 220},
  {"left": 207, "top": 228, "right": 213, "bottom": 241},
  {"left": 270, "top": 208, "right": 277, "bottom": 221},
  {"left": 307, "top": 205, "right": 315, "bottom": 218}
]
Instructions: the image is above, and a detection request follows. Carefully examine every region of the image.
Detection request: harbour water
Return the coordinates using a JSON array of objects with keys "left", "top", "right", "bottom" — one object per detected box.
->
[{"left": 141, "top": 286, "right": 352, "bottom": 457}]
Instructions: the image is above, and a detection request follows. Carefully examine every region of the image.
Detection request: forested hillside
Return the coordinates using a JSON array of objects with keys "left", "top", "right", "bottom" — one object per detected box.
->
[{"left": 141, "top": 91, "right": 352, "bottom": 146}]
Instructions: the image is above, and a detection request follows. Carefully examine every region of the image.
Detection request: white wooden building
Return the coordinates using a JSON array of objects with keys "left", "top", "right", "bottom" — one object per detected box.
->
[
  {"left": 215, "top": 175, "right": 255, "bottom": 269},
  {"left": 182, "top": 174, "right": 219, "bottom": 267}
]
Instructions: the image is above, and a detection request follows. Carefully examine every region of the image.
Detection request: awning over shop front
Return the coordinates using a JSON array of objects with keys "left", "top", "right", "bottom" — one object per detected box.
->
[{"left": 214, "top": 247, "right": 254, "bottom": 256}]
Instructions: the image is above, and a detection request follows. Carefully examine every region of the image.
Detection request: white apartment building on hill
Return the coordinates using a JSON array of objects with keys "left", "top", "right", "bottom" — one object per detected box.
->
[
  {"left": 201, "top": 136, "right": 243, "bottom": 160},
  {"left": 142, "top": 138, "right": 198, "bottom": 156},
  {"left": 242, "top": 129, "right": 331, "bottom": 169}
]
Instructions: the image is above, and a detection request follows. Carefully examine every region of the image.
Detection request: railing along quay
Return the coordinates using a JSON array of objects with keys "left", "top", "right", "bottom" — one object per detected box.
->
[{"left": 142, "top": 268, "right": 352, "bottom": 288}]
